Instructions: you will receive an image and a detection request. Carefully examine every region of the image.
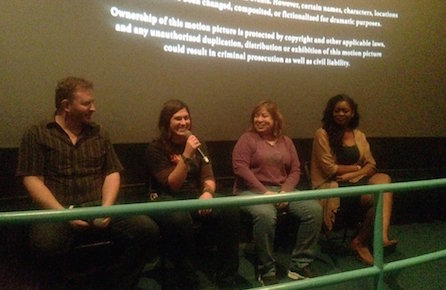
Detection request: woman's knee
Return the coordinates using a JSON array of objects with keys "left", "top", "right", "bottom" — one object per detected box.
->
[
  {"left": 319, "top": 181, "right": 339, "bottom": 189},
  {"left": 369, "top": 173, "right": 391, "bottom": 184},
  {"left": 248, "top": 205, "right": 277, "bottom": 227},
  {"left": 254, "top": 212, "right": 277, "bottom": 227},
  {"left": 290, "top": 200, "right": 322, "bottom": 224}
]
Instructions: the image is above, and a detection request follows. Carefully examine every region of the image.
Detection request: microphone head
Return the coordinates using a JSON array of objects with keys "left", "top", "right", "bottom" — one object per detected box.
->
[{"left": 184, "top": 130, "right": 192, "bottom": 138}]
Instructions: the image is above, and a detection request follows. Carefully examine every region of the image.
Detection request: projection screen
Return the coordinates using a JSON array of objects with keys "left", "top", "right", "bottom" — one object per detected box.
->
[{"left": 1, "top": 0, "right": 445, "bottom": 147}]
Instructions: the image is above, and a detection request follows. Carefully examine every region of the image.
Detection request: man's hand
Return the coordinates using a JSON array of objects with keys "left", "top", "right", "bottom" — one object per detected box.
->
[
  {"left": 92, "top": 217, "right": 111, "bottom": 228},
  {"left": 70, "top": 219, "right": 90, "bottom": 229}
]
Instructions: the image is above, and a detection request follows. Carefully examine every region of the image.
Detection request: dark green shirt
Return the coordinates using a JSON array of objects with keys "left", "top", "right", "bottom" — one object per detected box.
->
[{"left": 16, "top": 120, "right": 123, "bottom": 206}]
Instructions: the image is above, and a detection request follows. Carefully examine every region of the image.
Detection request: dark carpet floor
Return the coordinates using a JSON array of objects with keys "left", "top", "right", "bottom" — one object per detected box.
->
[
  {"left": 135, "top": 221, "right": 446, "bottom": 290},
  {"left": 1, "top": 221, "right": 445, "bottom": 290}
]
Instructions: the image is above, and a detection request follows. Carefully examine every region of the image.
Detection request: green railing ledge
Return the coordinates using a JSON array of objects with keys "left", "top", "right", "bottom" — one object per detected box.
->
[
  {"left": 1, "top": 178, "right": 445, "bottom": 224},
  {"left": 249, "top": 266, "right": 381, "bottom": 289},
  {"left": 1, "top": 178, "right": 446, "bottom": 290}
]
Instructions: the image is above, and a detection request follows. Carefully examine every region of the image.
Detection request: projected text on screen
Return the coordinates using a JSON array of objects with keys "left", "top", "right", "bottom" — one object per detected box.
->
[{"left": 110, "top": 1, "right": 399, "bottom": 68}]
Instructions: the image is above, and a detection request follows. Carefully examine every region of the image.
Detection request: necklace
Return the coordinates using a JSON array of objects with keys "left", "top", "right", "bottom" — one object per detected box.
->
[{"left": 265, "top": 139, "right": 277, "bottom": 146}]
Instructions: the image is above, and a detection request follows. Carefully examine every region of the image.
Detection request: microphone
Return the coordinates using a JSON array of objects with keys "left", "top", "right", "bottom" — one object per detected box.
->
[{"left": 185, "top": 130, "right": 210, "bottom": 164}]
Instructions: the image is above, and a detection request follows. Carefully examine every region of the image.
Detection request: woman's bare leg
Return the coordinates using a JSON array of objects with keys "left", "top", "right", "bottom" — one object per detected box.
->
[
  {"left": 369, "top": 173, "right": 397, "bottom": 246},
  {"left": 351, "top": 204, "right": 374, "bottom": 265}
]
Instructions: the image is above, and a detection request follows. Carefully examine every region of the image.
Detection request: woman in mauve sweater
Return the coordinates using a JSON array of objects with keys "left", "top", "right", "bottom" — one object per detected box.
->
[{"left": 232, "top": 100, "right": 322, "bottom": 286}]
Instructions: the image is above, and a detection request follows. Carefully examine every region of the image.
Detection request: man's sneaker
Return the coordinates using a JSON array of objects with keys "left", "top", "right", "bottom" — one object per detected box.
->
[
  {"left": 288, "top": 265, "right": 314, "bottom": 280},
  {"left": 258, "top": 274, "right": 279, "bottom": 286}
]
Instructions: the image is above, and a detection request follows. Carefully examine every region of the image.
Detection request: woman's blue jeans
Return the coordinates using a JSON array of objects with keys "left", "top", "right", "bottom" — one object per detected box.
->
[{"left": 239, "top": 190, "right": 322, "bottom": 277}]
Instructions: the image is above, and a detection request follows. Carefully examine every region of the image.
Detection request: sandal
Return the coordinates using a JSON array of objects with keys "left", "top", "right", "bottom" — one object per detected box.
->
[{"left": 383, "top": 239, "right": 398, "bottom": 254}]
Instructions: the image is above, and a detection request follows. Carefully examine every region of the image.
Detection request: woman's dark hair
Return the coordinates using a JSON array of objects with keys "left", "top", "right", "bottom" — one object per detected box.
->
[
  {"left": 155, "top": 99, "right": 191, "bottom": 154},
  {"left": 322, "top": 94, "right": 360, "bottom": 153}
]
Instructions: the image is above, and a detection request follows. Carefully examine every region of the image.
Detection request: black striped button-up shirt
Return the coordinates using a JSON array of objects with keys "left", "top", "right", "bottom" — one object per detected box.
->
[{"left": 16, "top": 120, "right": 123, "bottom": 206}]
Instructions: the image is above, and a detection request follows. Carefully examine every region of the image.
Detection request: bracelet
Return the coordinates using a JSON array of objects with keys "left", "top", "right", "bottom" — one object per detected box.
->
[{"left": 181, "top": 154, "right": 191, "bottom": 163}]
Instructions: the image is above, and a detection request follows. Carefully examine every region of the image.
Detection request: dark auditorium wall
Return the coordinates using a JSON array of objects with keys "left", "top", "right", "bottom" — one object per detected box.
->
[{"left": 2, "top": 138, "right": 446, "bottom": 223}]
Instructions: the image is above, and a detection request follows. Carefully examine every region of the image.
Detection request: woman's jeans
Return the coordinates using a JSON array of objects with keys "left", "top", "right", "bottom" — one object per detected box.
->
[{"left": 239, "top": 190, "right": 322, "bottom": 277}]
